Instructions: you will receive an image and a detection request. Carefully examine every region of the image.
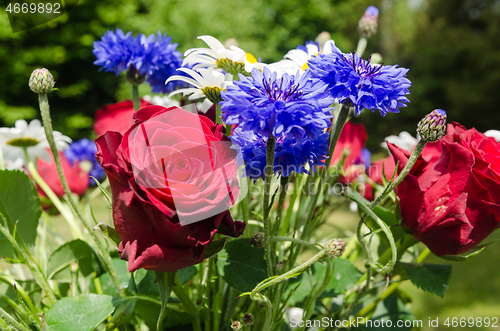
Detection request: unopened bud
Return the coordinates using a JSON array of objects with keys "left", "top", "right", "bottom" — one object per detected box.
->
[
  {"left": 231, "top": 321, "right": 242, "bottom": 330},
  {"left": 315, "top": 31, "right": 332, "bottom": 52},
  {"left": 250, "top": 232, "right": 265, "bottom": 248},
  {"left": 126, "top": 65, "right": 146, "bottom": 86},
  {"left": 417, "top": 109, "right": 447, "bottom": 142},
  {"left": 358, "top": 6, "right": 379, "bottom": 38},
  {"left": 324, "top": 238, "right": 346, "bottom": 258},
  {"left": 29, "top": 68, "right": 55, "bottom": 93},
  {"left": 242, "top": 313, "right": 254, "bottom": 326}
]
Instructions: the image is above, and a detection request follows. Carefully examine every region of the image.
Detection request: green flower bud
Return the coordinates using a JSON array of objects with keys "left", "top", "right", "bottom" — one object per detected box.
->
[
  {"left": 324, "top": 238, "right": 346, "bottom": 258},
  {"left": 126, "top": 65, "right": 146, "bottom": 86},
  {"left": 242, "top": 313, "right": 254, "bottom": 326},
  {"left": 231, "top": 321, "right": 242, "bottom": 330},
  {"left": 358, "top": 6, "right": 379, "bottom": 38},
  {"left": 417, "top": 109, "right": 447, "bottom": 142},
  {"left": 29, "top": 68, "right": 55, "bottom": 94},
  {"left": 250, "top": 232, "right": 265, "bottom": 248}
]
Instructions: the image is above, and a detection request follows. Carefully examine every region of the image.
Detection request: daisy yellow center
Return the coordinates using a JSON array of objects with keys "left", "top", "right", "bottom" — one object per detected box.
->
[
  {"left": 202, "top": 86, "right": 224, "bottom": 105},
  {"left": 216, "top": 58, "right": 248, "bottom": 76},
  {"left": 7, "top": 137, "right": 40, "bottom": 147},
  {"left": 302, "top": 53, "right": 320, "bottom": 70}
]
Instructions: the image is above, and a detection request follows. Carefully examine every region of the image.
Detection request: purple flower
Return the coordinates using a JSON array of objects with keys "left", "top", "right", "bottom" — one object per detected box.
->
[
  {"left": 64, "top": 138, "right": 105, "bottom": 185},
  {"left": 231, "top": 129, "right": 329, "bottom": 180},
  {"left": 220, "top": 67, "right": 334, "bottom": 142},
  {"left": 93, "top": 28, "right": 136, "bottom": 75},
  {"left": 308, "top": 45, "right": 411, "bottom": 116}
]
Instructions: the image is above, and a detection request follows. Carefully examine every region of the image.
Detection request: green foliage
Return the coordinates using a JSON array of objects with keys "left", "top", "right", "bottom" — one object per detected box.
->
[
  {"left": 0, "top": 170, "right": 41, "bottom": 258},
  {"left": 401, "top": 262, "right": 452, "bottom": 298},
  {"left": 364, "top": 295, "right": 417, "bottom": 331},
  {"left": 216, "top": 238, "right": 268, "bottom": 292},
  {"left": 45, "top": 294, "right": 115, "bottom": 331},
  {"left": 46, "top": 239, "right": 99, "bottom": 282}
]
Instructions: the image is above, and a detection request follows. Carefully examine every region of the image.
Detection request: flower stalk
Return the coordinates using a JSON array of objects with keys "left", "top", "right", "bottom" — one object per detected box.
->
[
  {"left": 34, "top": 82, "right": 125, "bottom": 297},
  {"left": 263, "top": 134, "right": 276, "bottom": 277}
]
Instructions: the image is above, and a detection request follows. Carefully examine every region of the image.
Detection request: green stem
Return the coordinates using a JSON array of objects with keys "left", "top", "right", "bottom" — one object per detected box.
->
[
  {"left": 0, "top": 275, "right": 38, "bottom": 317},
  {"left": 263, "top": 135, "right": 276, "bottom": 277},
  {"left": 346, "top": 190, "right": 397, "bottom": 274},
  {"left": 173, "top": 275, "right": 199, "bottom": 316},
  {"left": 280, "top": 174, "right": 307, "bottom": 237},
  {"left": 370, "top": 139, "right": 427, "bottom": 209},
  {"left": 27, "top": 161, "right": 82, "bottom": 239},
  {"left": 215, "top": 103, "right": 222, "bottom": 125},
  {"left": 271, "top": 176, "right": 289, "bottom": 261},
  {"left": 272, "top": 236, "right": 320, "bottom": 251},
  {"left": 327, "top": 103, "right": 350, "bottom": 169},
  {"left": 0, "top": 307, "right": 30, "bottom": 331},
  {"left": 355, "top": 37, "right": 368, "bottom": 57},
  {"left": 155, "top": 271, "right": 176, "bottom": 329},
  {"left": 132, "top": 84, "right": 140, "bottom": 111},
  {"left": 37, "top": 93, "right": 125, "bottom": 297},
  {"left": 0, "top": 215, "right": 57, "bottom": 305}
]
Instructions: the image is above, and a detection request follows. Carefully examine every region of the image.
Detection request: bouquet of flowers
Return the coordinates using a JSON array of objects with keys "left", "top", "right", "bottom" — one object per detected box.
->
[{"left": 1, "top": 5, "right": 499, "bottom": 331}]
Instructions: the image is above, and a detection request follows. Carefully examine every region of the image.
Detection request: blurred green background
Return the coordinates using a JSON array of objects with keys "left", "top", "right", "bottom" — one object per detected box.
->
[{"left": 1, "top": 0, "right": 500, "bottom": 328}]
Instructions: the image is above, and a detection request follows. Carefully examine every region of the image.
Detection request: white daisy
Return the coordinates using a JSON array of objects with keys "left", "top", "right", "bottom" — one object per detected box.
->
[
  {"left": 183, "top": 35, "right": 259, "bottom": 79},
  {"left": 485, "top": 130, "right": 500, "bottom": 142},
  {"left": 166, "top": 67, "right": 231, "bottom": 113},
  {"left": 142, "top": 95, "right": 180, "bottom": 108},
  {"left": 381, "top": 131, "right": 419, "bottom": 151},
  {"left": 267, "top": 40, "right": 337, "bottom": 75},
  {"left": 0, "top": 119, "right": 71, "bottom": 166}
]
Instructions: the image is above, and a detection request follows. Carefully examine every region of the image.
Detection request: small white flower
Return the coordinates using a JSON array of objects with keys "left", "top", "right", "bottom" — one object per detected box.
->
[
  {"left": 166, "top": 67, "right": 231, "bottom": 113},
  {"left": 381, "top": 131, "right": 419, "bottom": 151},
  {"left": 485, "top": 130, "right": 500, "bottom": 142},
  {"left": 183, "top": 35, "right": 258, "bottom": 79},
  {"left": 0, "top": 119, "right": 71, "bottom": 166},
  {"left": 142, "top": 95, "right": 180, "bottom": 108},
  {"left": 267, "top": 40, "right": 337, "bottom": 75}
]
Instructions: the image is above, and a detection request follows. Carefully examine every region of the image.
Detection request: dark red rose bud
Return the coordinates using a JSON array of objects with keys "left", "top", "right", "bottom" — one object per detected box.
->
[
  {"left": 389, "top": 123, "right": 500, "bottom": 256},
  {"left": 95, "top": 105, "right": 245, "bottom": 272}
]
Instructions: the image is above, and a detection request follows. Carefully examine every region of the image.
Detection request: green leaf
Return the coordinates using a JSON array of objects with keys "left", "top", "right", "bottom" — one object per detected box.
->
[
  {"left": 135, "top": 270, "right": 159, "bottom": 295},
  {"left": 0, "top": 170, "right": 42, "bottom": 258},
  {"left": 90, "top": 177, "right": 112, "bottom": 206},
  {"left": 46, "top": 240, "right": 95, "bottom": 282},
  {"left": 105, "top": 298, "right": 137, "bottom": 330},
  {"left": 95, "top": 258, "right": 129, "bottom": 297},
  {"left": 45, "top": 294, "right": 116, "bottom": 331},
  {"left": 361, "top": 294, "right": 417, "bottom": 331},
  {"left": 216, "top": 238, "right": 268, "bottom": 292},
  {"left": 400, "top": 262, "right": 452, "bottom": 297},
  {"left": 178, "top": 266, "right": 197, "bottom": 285},
  {"left": 93, "top": 223, "right": 121, "bottom": 249},
  {"left": 438, "top": 240, "right": 498, "bottom": 262},
  {"left": 155, "top": 271, "right": 176, "bottom": 330},
  {"left": 204, "top": 237, "right": 228, "bottom": 259}
]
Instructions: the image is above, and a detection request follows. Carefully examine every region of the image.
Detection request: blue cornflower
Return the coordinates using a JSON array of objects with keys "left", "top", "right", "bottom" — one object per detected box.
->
[
  {"left": 64, "top": 139, "right": 105, "bottom": 185},
  {"left": 146, "top": 33, "right": 188, "bottom": 93},
  {"left": 360, "top": 147, "right": 371, "bottom": 168},
  {"left": 307, "top": 44, "right": 411, "bottom": 116},
  {"left": 93, "top": 30, "right": 185, "bottom": 91},
  {"left": 231, "top": 128, "right": 329, "bottom": 180},
  {"left": 220, "top": 67, "right": 334, "bottom": 142},
  {"left": 93, "top": 28, "right": 136, "bottom": 75}
]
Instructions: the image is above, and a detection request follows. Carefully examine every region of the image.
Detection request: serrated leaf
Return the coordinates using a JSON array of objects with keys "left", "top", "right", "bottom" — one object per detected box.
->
[
  {"left": 400, "top": 263, "right": 451, "bottom": 297},
  {"left": 45, "top": 294, "right": 115, "bottom": 331},
  {"left": 105, "top": 298, "right": 137, "bottom": 330},
  {"left": 93, "top": 223, "right": 120, "bottom": 249},
  {"left": 363, "top": 294, "right": 416, "bottom": 331},
  {"left": 216, "top": 238, "right": 268, "bottom": 292},
  {"left": 0, "top": 170, "right": 42, "bottom": 258},
  {"left": 47, "top": 240, "right": 95, "bottom": 282}
]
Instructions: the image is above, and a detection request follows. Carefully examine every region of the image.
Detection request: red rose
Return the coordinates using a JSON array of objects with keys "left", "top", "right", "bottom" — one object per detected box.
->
[
  {"left": 95, "top": 105, "right": 245, "bottom": 272},
  {"left": 94, "top": 99, "right": 151, "bottom": 137},
  {"left": 36, "top": 150, "right": 89, "bottom": 198},
  {"left": 331, "top": 121, "right": 368, "bottom": 170},
  {"left": 389, "top": 122, "right": 500, "bottom": 256},
  {"left": 364, "top": 156, "right": 396, "bottom": 200}
]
